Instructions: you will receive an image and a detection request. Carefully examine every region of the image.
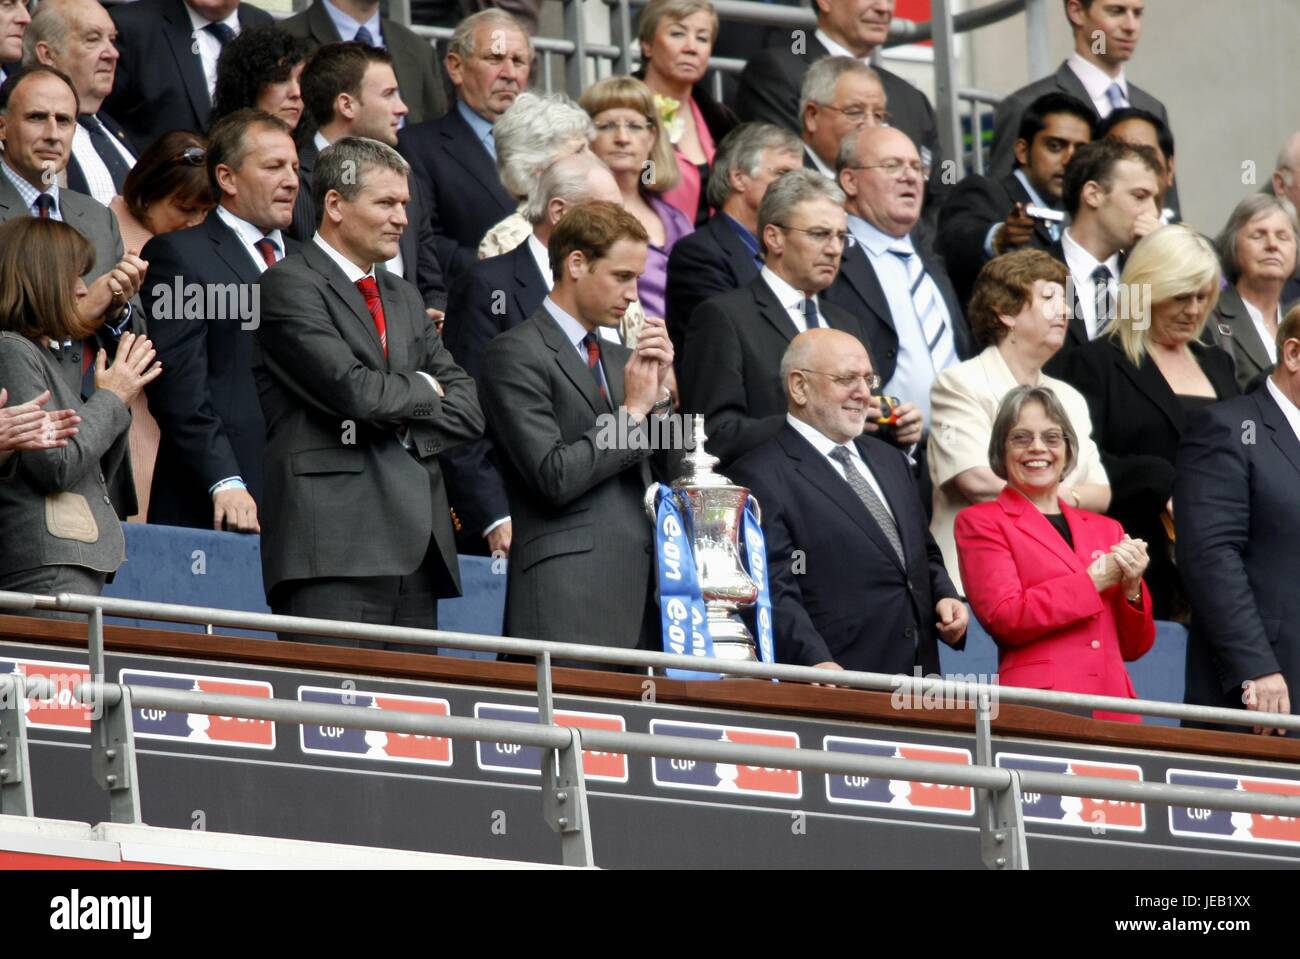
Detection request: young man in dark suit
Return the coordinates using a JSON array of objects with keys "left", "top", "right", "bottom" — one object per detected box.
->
[
  {"left": 279, "top": 0, "right": 446, "bottom": 125},
  {"left": 938, "top": 92, "right": 1094, "bottom": 307},
  {"left": 142, "top": 109, "right": 300, "bottom": 532},
  {"left": 1177, "top": 308, "right": 1300, "bottom": 732},
  {"left": 665, "top": 122, "right": 802, "bottom": 363},
  {"left": 729, "top": 328, "right": 966, "bottom": 674},
  {"left": 683, "top": 169, "right": 886, "bottom": 469},
  {"left": 253, "top": 136, "right": 483, "bottom": 646},
  {"left": 105, "top": 0, "right": 273, "bottom": 153},
  {"left": 397, "top": 9, "right": 526, "bottom": 281},
  {"left": 479, "top": 201, "right": 675, "bottom": 657},
  {"left": 440, "top": 151, "right": 620, "bottom": 559}
]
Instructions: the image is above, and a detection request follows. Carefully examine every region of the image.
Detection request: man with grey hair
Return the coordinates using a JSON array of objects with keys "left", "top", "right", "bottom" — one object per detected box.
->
[
  {"left": 254, "top": 135, "right": 485, "bottom": 647},
  {"left": 280, "top": 0, "right": 445, "bottom": 124},
  {"left": 682, "top": 168, "right": 871, "bottom": 467},
  {"left": 1272, "top": 131, "right": 1300, "bottom": 305},
  {"left": 798, "top": 56, "right": 886, "bottom": 181},
  {"left": 23, "top": 0, "right": 135, "bottom": 204},
  {"left": 728, "top": 327, "right": 966, "bottom": 674},
  {"left": 440, "top": 150, "right": 621, "bottom": 557},
  {"left": 398, "top": 8, "right": 531, "bottom": 278},
  {"left": 665, "top": 121, "right": 802, "bottom": 360},
  {"left": 0, "top": 0, "right": 30, "bottom": 88}
]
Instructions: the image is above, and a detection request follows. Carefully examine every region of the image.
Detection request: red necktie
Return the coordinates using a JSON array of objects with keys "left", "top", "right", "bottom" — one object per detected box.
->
[
  {"left": 34, "top": 194, "right": 54, "bottom": 219},
  {"left": 254, "top": 237, "right": 278, "bottom": 269},
  {"left": 355, "top": 276, "right": 388, "bottom": 356},
  {"left": 582, "top": 332, "right": 608, "bottom": 404}
]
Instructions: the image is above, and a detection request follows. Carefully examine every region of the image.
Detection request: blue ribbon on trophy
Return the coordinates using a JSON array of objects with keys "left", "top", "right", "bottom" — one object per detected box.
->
[
  {"left": 650, "top": 485, "right": 719, "bottom": 680},
  {"left": 743, "top": 497, "right": 775, "bottom": 668}
]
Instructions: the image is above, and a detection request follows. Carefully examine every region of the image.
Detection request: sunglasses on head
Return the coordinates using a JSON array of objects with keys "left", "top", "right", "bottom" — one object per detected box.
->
[{"left": 173, "top": 146, "right": 206, "bottom": 166}]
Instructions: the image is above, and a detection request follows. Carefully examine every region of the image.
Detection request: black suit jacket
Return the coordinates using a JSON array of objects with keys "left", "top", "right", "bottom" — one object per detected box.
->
[
  {"left": 290, "top": 138, "right": 448, "bottom": 310},
  {"left": 682, "top": 274, "right": 869, "bottom": 467},
  {"left": 252, "top": 241, "right": 484, "bottom": 597},
  {"left": 733, "top": 36, "right": 948, "bottom": 209},
  {"left": 279, "top": 1, "right": 447, "bottom": 125},
  {"left": 397, "top": 105, "right": 515, "bottom": 283},
  {"left": 1056, "top": 336, "right": 1238, "bottom": 618},
  {"left": 936, "top": 172, "right": 1057, "bottom": 307},
  {"left": 1176, "top": 387, "right": 1300, "bottom": 717},
  {"left": 141, "top": 213, "right": 300, "bottom": 528},
  {"left": 106, "top": 0, "right": 274, "bottom": 153},
  {"left": 729, "top": 424, "right": 960, "bottom": 673},
  {"left": 822, "top": 237, "right": 972, "bottom": 387},
  {"left": 664, "top": 212, "right": 760, "bottom": 363},
  {"left": 65, "top": 111, "right": 137, "bottom": 198},
  {"left": 440, "top": 241, "right": 548, "bottom": 536},
  {"left": 988, "top": 61, "right": 1178, "bottom": 215}
]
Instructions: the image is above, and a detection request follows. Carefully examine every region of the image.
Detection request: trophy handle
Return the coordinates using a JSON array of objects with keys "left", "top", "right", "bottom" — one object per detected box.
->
[
  {"left": 644, "top": 484, "right": 663, "bottom": 524},
  {"left": 745, "top": 492, "right": 762, "bottom": 525}
]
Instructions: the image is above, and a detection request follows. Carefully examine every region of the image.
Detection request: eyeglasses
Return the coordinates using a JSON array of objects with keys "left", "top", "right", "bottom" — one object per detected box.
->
[
  {"left": 773, "top": 224, "right": 857, "bottom": 249},
  {"left": 172, "top": 146, "right": 206, "bottom": 166},
  {"left": 594, "top": 119, "right": 654, "bottom": 136},
  {"left": 1007, "top": 430, "right": 1066, "bottom": 449},
  {"left": 798, "top": 369, "right": 881, "bottom": 391},
  {"left": 846, "top": 159, "right": 930, "bottom": 179},
  {"left": 820, "top": 104, "right": 892, "bottom": 127}
]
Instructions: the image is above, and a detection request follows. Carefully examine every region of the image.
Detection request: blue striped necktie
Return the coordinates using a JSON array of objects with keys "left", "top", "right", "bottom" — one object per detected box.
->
[{"left": 888, "top": 243, "right": 953, "bottom": 369}]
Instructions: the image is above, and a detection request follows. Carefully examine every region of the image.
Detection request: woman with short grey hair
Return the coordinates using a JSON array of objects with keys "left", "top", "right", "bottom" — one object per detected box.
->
[
  {"left": 477, "top": 92, "right": 596, "bottom": 258},
  {"left": 1206, "top": 193, "right": 1300, "bottom": 391}
]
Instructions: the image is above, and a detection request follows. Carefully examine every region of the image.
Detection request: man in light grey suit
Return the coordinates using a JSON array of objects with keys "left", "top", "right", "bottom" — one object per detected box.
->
[
  {"left": 253, "top": 137, "right": 483, "bottom": 649},
  {"left": 0, "top": 64, "right": 146, "bottom": 516},
  {"left": 480, "top": 201, "right": 676, "bottom": 662}
]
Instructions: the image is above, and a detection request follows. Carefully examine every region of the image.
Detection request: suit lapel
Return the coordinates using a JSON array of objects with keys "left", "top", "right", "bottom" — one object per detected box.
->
[
  {"left": 205, "top": 213, "right": 260, "bottom": 283},
  {"left": 839, "top": 246, "right": 896, "bottom": 333},
  {"left": 1002, "top": 173, "right": 1056, "bottom": 247},
  {"left": 1055, "top": 62, "right": 1098, "bottom": 118},
  {"left": 751, "top": 275, "right": 800, "bottom": 343},
  {"left": 1001, "top": 488, "right": 1081, "bottom": 573},
  {"left": 1115, "top": 343, "right": 1186, "bottom": 433},
  {"left": 378, "top": 272, "right": 410, "bottom": 372},
  {"left": 306, "top": 0, "right": 341, "bottom": 43},
  {"left": 305, "top": 242, "right": 387, "bottom": 362},
  {"left": 1216, "top": 288, "right": 1273, "bottom": 376},
  {"left": 535, "top": 307, "right": 604, "bottom": 415},
  {"left": 711, "top": 215, "right": 758, "bottom": 279},
  {"left": 163, "top": 0, "right": 213, "bottom": 120},
  {"left": 441, "top": 109, "right": 510, "bottom": 202},
  {"left": 854, "top": 435, "right": 913, "bottom": 564},
  {"left": 512, "top": 243, "right": 547, "bottom": 317},
  {"left": 1257, "top": 387, "right": 1300, "bottom": 479}
]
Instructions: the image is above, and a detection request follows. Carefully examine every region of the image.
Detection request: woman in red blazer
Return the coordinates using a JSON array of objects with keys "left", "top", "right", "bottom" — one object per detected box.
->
[{"left": 955, "top": 386, "right": 1156, "bottom": 722}]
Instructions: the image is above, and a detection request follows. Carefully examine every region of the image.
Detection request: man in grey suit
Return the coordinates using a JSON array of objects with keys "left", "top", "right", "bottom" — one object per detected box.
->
[
  {"left": 480, "top": 201, "right": 676, "bottom": 659},
  {"left": 279, "top": 0, "right": 446, "bottom": 125},
  {"left": 254, "top": 136, "right": 483, "bottom": 647},
  {"left": 989, "top": 0, "right": 1172, "bottom": 202}
]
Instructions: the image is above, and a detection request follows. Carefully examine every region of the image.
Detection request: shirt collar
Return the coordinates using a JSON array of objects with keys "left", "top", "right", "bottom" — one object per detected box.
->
[
  {"left": 1267, "top": 375, "right": 1300, "bottom": 441},
  {"left": 217, "top": 204, "right": 282, "bottom": 252},
  {"left": 1, "top": 159, "right": 58, "bottom": 211},
  {"left": 760, "top": 265, "right": 811, "bottom": 311},
  {"left": 313, "top": 130, "right": 332, "bottom": 153},
  {"left": 814, "top": 28, "right": 869, "bottom": 65},
  {"left": 1012, "top": 168, "right": 1050, "bottom": 209},
  {"left": 1067, "top": 51, "right": 1127, "bottom": 101},
  {"left": 322, "top": 0, "right": 381, "bottom": 45},
  {"left": 803, "top": 142, "right": 835, "bottom": 179},
  {"left": 313, "top": 232, "right": 374, "bottom": 283},
  {"left": 543, "top": 296, "right": 593, "bottom": 349},
  {"left": 786, "top": 412, "right": 863, "bottom": 463},
  {"left": 527, "top": 232, "right": 553, "bottom": 286},
  {"left": 721, "top": 212, "right": 760, "bottom": 258},
  {"left": 457, "top": 98, "right": 495, "bottom": 144},
  {"left": 848, "top": 214, "right": 908, "bottom": 257},
  {"left": 1061, "top": 227, "right": 1120, "bottom": 279},
  {"left": 185, "top": 1, "right": 240, "bottom": 35}
]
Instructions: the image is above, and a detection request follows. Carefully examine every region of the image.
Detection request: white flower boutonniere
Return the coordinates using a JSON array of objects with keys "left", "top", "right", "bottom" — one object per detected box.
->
[{"left": 655, "top": 94, "right": 685, "bottom": 146}]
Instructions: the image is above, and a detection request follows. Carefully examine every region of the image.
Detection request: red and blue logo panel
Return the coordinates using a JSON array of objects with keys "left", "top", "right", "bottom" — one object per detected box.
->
[
  {"left": 1168, "top": 769, "right": 1300, "bottom": 846},
  {"left": 648, "top": 719, "right": 801, "bottom": 798},
  {"left": 299, "top": 686, "right": 453, "bottom": 766},
  {"left": 997, "top": 752, "right": 1145, "bottom": 831},
  {"left": 823, "top": 736, "right": 974, "bottom": 814},
  {"left": 120, "top": 669, "right": 275, "bottom": 749},
  {"left": 474, "top": 703, "right": 628, "bottom": 782},
  {"left": 0, "top": 657, "right": 90, "bottom": 732}
]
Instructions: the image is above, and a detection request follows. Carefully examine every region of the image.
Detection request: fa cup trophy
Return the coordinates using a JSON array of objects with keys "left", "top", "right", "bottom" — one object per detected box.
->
[{"left": 645, "top": 415, "right": 773, "bottom": 668}]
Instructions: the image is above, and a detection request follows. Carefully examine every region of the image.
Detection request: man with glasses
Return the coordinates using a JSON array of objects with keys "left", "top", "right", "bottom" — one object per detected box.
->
[
  {"left": 398, "top": 9, "right": 529, "bottom": 279},
  {"left": 824, "top": 126, "right": 971, "bottom": 441},
  {"left": 729, "top": 327, "right": 966, "bottom": 675},
  {"left": 798, "top": 57, "right": 887, "bottom": 181},
  {"left": 682, "top": 169, "right": 871, "bottom": 468}
]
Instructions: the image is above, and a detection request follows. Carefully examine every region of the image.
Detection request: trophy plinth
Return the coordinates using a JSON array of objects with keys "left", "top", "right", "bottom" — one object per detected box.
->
[{"left": 646, "top": 415, "right": 762, "bottom": 664}]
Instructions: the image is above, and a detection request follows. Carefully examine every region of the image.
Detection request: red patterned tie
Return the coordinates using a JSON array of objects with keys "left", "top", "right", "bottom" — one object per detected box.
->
[
  {"left": 253, "top": 237, "right": 278, "bottom": 269},
  {"left": 355, "top": 276, "right": 388, "bottom": 356},
  {"left": 582, "top": 332, "right": 607, "bottom": 404}
]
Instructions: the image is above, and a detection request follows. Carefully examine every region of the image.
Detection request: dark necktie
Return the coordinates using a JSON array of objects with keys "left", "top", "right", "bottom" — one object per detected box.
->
[
  {"left": 204, "top": 21, "right": 235, "bottom": 45},
  {"left": 582, "top": 332, "right": 609, "bottom": 406},
  {"left": 1091, "top": 264, "right": 1114, "bottom": 336},
  {"left": 802, "top": 295, "right": 821, "bottom": 329},
  {"left": 829, "top": 446, "right": 904, "bottom": 565},
  {"left": 79, "top": 115, "right": 131, "bottom": 194},
  {"left": 33, "top": 193, "right": 55, "bottom": 219},
  {"left": 253, "top": 237, "right": 278, "bottom": 270},
  {"left": 354, "top": 25, "right": 376, "bottom": 46},
  {"left": 355, "top": 276, "right": 388, "bottom": 356}
]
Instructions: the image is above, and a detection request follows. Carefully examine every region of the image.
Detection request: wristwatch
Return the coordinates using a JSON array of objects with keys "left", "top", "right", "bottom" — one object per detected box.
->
[{"left": 649, "top": 388, "right": 673, "bottom": 416}]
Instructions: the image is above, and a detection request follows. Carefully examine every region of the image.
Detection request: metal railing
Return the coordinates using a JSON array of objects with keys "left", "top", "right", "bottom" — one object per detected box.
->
[{"left": 2, "top": 588, "right": 1299, "bottom": 870}]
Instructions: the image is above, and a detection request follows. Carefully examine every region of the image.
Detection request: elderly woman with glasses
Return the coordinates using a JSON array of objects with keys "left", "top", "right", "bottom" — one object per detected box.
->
[
  {"left": 581, "top": 76, "right": 694, "bottom": 329},
  {"left": 955, "top": 385, "right": 1155, "bottom": 722},
  {"left": 1205, "top": 194, "right": 1300, "bottom": 392},
  {"left": 929, "top": 249, "right": 1110, "bottom": 598}
]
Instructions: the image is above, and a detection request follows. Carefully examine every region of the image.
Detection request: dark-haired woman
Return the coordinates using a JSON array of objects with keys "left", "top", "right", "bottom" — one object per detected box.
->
[
  {"left": 0, "top": 219, "right": 161, "bottom": 613},
  {"left": 210, "top": 25, "right": 311, "bottom": 135}
]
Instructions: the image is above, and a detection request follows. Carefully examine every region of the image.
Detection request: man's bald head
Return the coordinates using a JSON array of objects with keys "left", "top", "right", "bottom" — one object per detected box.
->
[
  {"left": 1275, "top": 132, "right": 1300, "bottom": 214},
  {"left": 837, "top": 125, "right": 925, "bottom": 237},
  {"left": 24, "top": 0, "right": 117, "bottom": 113},
  {"left": 781, "top": 329, "right": 876, "bottom": 444}
]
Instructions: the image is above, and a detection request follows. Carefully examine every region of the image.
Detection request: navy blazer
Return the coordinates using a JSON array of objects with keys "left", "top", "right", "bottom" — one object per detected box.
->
[
  {"left": 106, "top": 0, "right": 274, "bottom": 153},
  {"left": 1176, "top": 387, "right": 1300, "bottom": 718},
  {"left": 397, "top": 105, "right": 516, "bottom": 284},
  {"left": 822, "top": 239, "right": 973, "bottom": 387},
  {"left": 729, "top": 423, "right": 960, "bottom": 674},
  {"left": 440, "top": 241, "right": 549, "bottom": 536},
  {"left": 65, "top": 111, "right": 137, "bottom": 198},
  {"left": 664, "top": 212, "right": 760, "bottom": 363},
  {"left": 141, "top": 212, "right": 301, "bottom": 528}
]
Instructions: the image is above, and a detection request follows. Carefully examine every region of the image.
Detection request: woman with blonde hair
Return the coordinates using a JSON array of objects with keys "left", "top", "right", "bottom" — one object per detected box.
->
[{"left": 1059, "top": 224, "right": 1238, "bottom": 620}]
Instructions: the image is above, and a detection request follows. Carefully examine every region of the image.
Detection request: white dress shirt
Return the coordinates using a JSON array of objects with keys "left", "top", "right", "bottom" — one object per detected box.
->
[
  {"left": 1241, "top": 296, "right": 1281, "bottom": 366},
  {"left": 786, "top": 413, "right": 894, "bottom": 522},
  {"left": 185, "top": 3, "right": 242, "bottom": 99},
  {"left": 1067, "top": 52, "right": 1129, "bottom": 118},
  {"left": 1267, "top": 376, "right": 1300, "bottom": 445},
  {"left": 216, "top": 205, "right": 284, "bottom": 272},
  {"left": 71, "top": 117, "right": 136, "bottom": 205},
  {"left": 527, "top": 233, "right": 553, "bottom": 288},
  {"left": 803, "top": 142, "right": 835, "bottom": 181},
  {"left": 761, "top": 266, "right": 821, "bottom": 335},
  {"left": 1060, "top": 227, "right": 1121, "bottom": 340}
]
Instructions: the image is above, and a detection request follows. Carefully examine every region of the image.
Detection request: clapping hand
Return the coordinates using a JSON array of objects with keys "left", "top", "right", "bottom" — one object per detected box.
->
[
  {"left": 1109, "top": 535, "right": 1150, "bottom": 598},
  {"left": 0, "top": 389, "right": 80, "bottom": 451}
]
